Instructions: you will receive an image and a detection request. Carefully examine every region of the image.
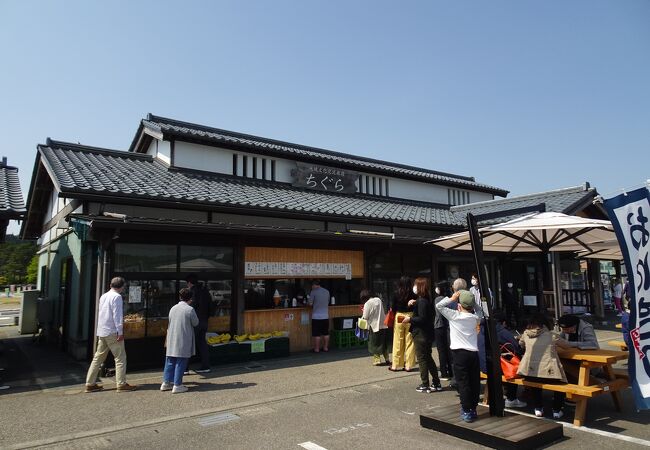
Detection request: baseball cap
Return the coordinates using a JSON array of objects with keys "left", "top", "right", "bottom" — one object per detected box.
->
[{"left": 458, "top": 290, "right": 475, "bottom": 309}]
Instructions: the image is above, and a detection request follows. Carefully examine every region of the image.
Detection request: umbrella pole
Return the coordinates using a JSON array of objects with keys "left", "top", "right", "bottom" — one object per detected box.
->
[
  {"left": 467, "top": 213, "right": 504, "bottom": 417},
  {"left": 551, "top": 252, "right": 563, "bottom": 324}
]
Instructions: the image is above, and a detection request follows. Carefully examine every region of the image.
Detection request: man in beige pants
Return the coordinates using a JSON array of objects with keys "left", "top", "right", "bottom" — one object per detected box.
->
[{"left": 85, "top": 277, "right": 137, "bottom": 393}]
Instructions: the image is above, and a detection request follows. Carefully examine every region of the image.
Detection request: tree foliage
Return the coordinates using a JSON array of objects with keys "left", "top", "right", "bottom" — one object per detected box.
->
[{"left": 0, "top": 235, "right": 37, "bottom": 285}]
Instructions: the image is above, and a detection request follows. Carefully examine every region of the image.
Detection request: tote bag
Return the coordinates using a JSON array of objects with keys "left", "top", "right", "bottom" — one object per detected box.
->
[
  {"left": 500, "top": 343, "right": 521, "bottom": 379},
  {"left": 383, "top": 309, "right": 396, "bottom": 328},
  {"left": 355, "top": 324, "right": 369, "bottom": 341}
]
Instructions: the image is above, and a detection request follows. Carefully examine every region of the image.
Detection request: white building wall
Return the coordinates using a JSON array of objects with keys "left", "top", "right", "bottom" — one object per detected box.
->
[
  {"left": 387, "top": 178, "right": 449, "bottom": 203},
  {"left": 173, "top": 141, "right": 234, "bottom": 173},
  {"left": 159, "top": 139, "right": 497, "bottom": 204},
  {"left": 157, "top": 140, "right": 171, "bottom": 165}
]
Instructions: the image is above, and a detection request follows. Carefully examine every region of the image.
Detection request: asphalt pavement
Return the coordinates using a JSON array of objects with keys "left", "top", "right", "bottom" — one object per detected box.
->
[{"left": 0, "top": 324, "right": 649, "bottom": 449}]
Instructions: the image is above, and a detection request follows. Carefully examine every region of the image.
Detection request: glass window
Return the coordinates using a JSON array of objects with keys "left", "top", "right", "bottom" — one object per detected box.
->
[
  {"left": 206, "top": 279, "right": 232, "bottom": 333},
  {"left": 180, "top": 246, "right": 233, "bottom": 272},
  {"left": 145, "top": 280, "right": 177, "bottom": 337},
  {"left": 369, "top": 251, "right": 401, "bottom": 273},
  {"left": 403, "top": 253, "right": 432, "bottom": 277},
  {"left": 123, "top": 280, "right": 146, "bottom": 339},
  {"left": 114, "top": 243, "right": 177, "bottom": 272},
  {"left": 122, "top": 279, "right": 177, "bottom": 338},
  {"left": 324, "top": 279, "right": 363, "bottom": 305}
]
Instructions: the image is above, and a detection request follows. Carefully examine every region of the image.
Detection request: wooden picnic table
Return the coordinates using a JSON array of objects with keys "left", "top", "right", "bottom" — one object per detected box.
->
[{"left": 557, "top": 348, "right": 629, "bottom": 426}]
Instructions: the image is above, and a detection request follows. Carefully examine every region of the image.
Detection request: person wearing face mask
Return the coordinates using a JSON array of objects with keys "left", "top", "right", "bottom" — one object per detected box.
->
[
  {"left": 388, "top": 276, "right": 417, "bottom": 372},
  {"left": 434, "top": 280, "right": 455, "bottom": 382},
  {"left": 402, "top": 277, "right": 442, "bottom": 393}
]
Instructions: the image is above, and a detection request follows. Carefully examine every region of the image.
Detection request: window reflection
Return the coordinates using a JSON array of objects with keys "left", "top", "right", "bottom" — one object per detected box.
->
[
  {"left": 114, "top": 243, "right": 177, "bottom": 272},
  {"left": 180, "top": 246, "right": 233, "bottom": 272}
]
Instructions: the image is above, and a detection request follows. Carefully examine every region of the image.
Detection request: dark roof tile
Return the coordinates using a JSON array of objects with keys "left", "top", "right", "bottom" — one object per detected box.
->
[
  {"left": 0, "top": 159, "right": 26, "bottom": 218},
  {"left": 136, "top": 114, "right": 508, "bottom": 196},
  {"left": 451, "top": 184, "right": 597, "bottom": 224},
  {"left": 38, "top": 141, "right": 462, "bottom": 228}
]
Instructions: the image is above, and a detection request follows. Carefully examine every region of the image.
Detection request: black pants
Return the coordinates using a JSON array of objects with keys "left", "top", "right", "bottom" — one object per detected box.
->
[
  {"left": 452, "top": 349, "right": 480, "bottom": 411},
  {"left": 413, "top": 332, "right": 440, "bottom": 387},
  {"left": 194, "top": 327, "right": 210, "bottom": 369},
  {"left": 531, "top": 388, "right": 565, "bottom": 411},
  {"left": 434, "top": 327, "right": 453, "bottom": 378},
  {"left": 504, "top": 383, "right": 518, "bottom": 401}
]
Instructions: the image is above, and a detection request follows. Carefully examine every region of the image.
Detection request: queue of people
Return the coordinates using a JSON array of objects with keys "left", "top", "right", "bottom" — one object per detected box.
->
[{"left": 84, "top": 273, "right": 603, "bottom": 425}]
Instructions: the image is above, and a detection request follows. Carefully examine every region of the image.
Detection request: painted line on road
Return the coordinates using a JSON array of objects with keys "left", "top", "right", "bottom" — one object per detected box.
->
[
  {"left": 298, "top": 441, "right": 328, "bottom": 450},
  {"left": 197, "top": 412, "right": 240, "bottom": 427},
  {"left": 504, "top": 408, "right": 650, "bottom": 447}
]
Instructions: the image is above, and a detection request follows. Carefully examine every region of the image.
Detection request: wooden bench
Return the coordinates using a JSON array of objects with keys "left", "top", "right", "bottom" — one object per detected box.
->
[
  {"left": 480, "top": 373, "right": 628, "bottom": 426},
  {"left": 607, "top": 340, "right": 628, "bottom": 351}
]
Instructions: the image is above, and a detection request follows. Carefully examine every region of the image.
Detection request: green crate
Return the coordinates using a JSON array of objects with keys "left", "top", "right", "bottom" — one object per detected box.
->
[{"left": 331, "top": 329, "right": 355, "bottom": 348}]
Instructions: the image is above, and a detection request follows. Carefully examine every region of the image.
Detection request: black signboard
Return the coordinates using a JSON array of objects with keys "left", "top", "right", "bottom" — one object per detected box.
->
[{"left": 291, "top": 162, "right": 358, "bottom": 194}]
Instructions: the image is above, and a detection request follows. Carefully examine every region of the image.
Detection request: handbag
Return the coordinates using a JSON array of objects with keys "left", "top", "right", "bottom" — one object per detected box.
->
[
  {"left": 500, "top": 343, "right": 521, "bottom": 379},
  {"left": 357, "top": 318, "right": 368, "bottom": 330},
  {"left": 355, "top": 324, "right": 369, "bottom": 341},
  {"left": 383, "top": 309, "right": 396, "bottom": 327}
]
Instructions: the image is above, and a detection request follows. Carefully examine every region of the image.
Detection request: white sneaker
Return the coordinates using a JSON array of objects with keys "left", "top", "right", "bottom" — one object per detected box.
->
[
  {"left": 505, "top": 398, "right": 527, "bottom": 408},
  {"left": 534, "top": 408, "right": 544, "bottom": 417},
  {"left": 172, "top": 384, "right": 188, "bottom": 394},
  {"left": 553, "top": 410, "right": 564, "bottom": 420},
  {"left": 160, "top": 382, "right": 173, "bottom": 391}
]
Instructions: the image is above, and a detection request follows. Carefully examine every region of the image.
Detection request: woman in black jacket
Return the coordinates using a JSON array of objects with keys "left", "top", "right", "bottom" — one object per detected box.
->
[{"left": 403, "top": 277, "right": 442, "bottom": 393}]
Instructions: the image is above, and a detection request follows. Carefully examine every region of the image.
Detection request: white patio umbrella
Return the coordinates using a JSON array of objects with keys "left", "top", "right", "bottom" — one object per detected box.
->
[
  {"left": 426, "top": 212, "right": 614, "bottom": 253},
  {"left": 575, "top": 240, "right": 623, "bottom": 260},
  {"left": 426, "top": 212, "right": 615, "bottom": 317}
]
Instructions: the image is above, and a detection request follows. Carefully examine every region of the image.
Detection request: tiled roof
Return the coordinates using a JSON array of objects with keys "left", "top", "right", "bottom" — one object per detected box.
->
[
  {"left": 132, "top": 114, "right": 509, "bottom": 196},
  {"left": 37, "top": 140, "right": 462, "bottom": 228},
  {"left": 0, "top": 158, "right": 26, "bottom": 218},
  {"left": 451, "top": 184, "right": 598, "bottom": 224}
]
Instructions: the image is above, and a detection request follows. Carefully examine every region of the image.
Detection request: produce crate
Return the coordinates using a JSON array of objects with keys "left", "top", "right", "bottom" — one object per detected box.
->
[
  {"left": 332, "top": 329, "right": 355, "bottom": 348},
  {"left": 351, "top": 334, "right": 367, "bottom": 347}
]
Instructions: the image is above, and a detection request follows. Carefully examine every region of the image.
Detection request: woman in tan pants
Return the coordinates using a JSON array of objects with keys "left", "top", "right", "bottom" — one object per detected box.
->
[{"left": 389, "top": 276, "right": 416, "bottom": 371}]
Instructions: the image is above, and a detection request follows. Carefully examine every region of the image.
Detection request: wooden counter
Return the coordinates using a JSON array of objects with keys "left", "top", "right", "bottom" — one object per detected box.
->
[{"left": 244, "top": 304, "right": 362, "bottom": 352}]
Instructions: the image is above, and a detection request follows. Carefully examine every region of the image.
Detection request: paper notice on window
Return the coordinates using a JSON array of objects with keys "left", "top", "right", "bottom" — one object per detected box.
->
[
  {"left": 129, "top": 286, "right": 142, "bottom": 304},
  {"left": 343, "top": 319, "right": 353, "bottom": 329},
  {"left": 522, "top": 295, "right": 537, "bottom": 306}
]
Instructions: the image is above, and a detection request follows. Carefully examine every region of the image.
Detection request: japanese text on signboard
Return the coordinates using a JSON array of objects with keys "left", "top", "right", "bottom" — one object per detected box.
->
[
  {"left": 291, "top": 162, "right": 358, "bottom": 194},
  {"left": 606, "top": 187, "right": 650, "bottom": 409}
]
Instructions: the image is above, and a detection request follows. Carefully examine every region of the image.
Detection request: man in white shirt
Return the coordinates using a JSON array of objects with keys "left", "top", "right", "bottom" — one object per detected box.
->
[
  {"left": 84, "top": 277, "right": 137, "bottom": 393},
  {"left": 436, "top": 280, "right": 480, "bottom": 423}
]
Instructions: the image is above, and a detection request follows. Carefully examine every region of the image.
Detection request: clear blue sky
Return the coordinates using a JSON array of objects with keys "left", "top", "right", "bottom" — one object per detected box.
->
[{"left": 2, "top": 1, "right": 649, "bottom": 235}]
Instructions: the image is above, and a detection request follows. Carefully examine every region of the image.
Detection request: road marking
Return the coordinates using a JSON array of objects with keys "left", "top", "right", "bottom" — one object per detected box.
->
[
  {"left": 197, "top": 412, "right": 240, "bottom": 427},
  {"left": 323, "top": 423, "right": 372, "bottom": 435},
  {"left": 504, "top": 408, "right": 650, "bottom": 447},
  {"left": 237, "top": 406, "right": 275, "bottom": 417},
  {"left": 298, "top": 442, "right": 328, "bottom": 450}
]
